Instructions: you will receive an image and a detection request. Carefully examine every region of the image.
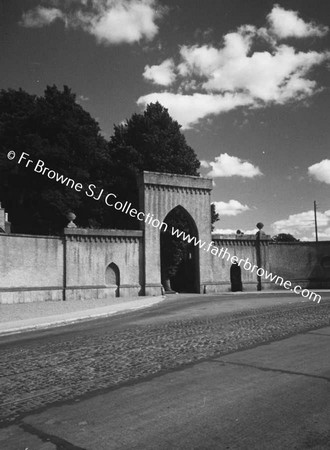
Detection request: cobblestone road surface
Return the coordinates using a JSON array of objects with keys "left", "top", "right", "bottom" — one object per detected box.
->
[{"left": 0, "top": 301, "right": 329, "bottom": 425}]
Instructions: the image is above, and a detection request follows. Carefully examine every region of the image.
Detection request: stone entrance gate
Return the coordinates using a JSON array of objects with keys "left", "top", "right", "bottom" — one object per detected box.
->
[{"left": 138, "top": 171, "right": 213, "bottom": 295}]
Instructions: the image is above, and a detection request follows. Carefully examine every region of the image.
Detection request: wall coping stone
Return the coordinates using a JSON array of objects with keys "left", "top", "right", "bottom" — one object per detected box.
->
[
  {"left": 0, "top": 233, "right": 62, "bottom": 240},
  {"left": 139, "top": 171, "right": 213, "bottom": 191},
  {"left": 64, "top": 228, "right": 143, "bottom": 238},
  {"left": 212, "top": 234, "right": 271, "bottom": 241},
  {"left": 269, "top": 241, "right": 330, "bottom": 245}
]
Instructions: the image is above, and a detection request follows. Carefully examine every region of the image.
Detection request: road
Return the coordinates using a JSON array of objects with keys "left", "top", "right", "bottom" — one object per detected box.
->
[{"left": 0, "top": 293, "right": 330, "bottom": 449}]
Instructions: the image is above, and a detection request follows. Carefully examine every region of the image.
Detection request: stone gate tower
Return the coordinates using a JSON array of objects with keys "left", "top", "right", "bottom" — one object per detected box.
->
[{"left": 138, "top": 171, "right": 213, "bottom": 295}]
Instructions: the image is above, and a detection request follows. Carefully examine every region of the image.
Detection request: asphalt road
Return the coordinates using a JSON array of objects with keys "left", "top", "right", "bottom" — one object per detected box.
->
[
  {"left": 1, "top": 292, "right": 329, "bottom": 345},
  {"left": 0, "top": 293, "right": 330, "bottom": 449},
  {"left": 17, "top": 326, "right": 330, "bottom": 450}
]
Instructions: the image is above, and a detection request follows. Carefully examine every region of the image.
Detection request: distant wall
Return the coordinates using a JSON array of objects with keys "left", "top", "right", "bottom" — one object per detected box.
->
[
  {"left": 206, "top": 235, "right": 271, "bottom": 293},
  {"left": 0, "top": 234, "right": 64, "bottom": 303},
  {"left": 269, "top": 241, "right": 330, "bottom": 289},
  {"left": 207, "top": 238, "right": 330, "bottom": 292}
]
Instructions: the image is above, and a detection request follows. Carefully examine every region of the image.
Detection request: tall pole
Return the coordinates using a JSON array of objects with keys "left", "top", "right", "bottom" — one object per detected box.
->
[{"left": 314, "top": 200, "right": 318, "bottom": 242}]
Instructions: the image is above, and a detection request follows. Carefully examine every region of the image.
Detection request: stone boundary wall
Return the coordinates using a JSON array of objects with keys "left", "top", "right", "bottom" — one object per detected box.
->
[
  {"left": 269, "top": 241, "right": 330, "bottom": 289},
  {"left": 1, "top": 228, "right": 330, "bottom": 303},
  {"left": 207, "top": 236, "right": 272, "bottom": 293},
  {"left": 64, "top": 228, "right": 143, "bottom": 301},
  {"left": 0, "top": 228, "right": 142, "bottom": 304},
  {"left": 0, "top": 233, "right": 64, "bottom": 303}
]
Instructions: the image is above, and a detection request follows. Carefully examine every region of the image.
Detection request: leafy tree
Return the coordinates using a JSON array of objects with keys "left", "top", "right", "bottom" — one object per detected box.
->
[
  {"left": 211, "top": 203, "right": 220, "bottom": 231},
  {"left": 107, "top": 102, "right": 201, "bottom": 229},
  {"left": 109, "top": 102, "right": 200, "bottom": 175},
  {"left": 0, "top": 89, "right": 214, "bottom": 285},
  {"left": 0, "top": 86, "right": 110, "bottom": 234},
  {"left": 108, "top": 103, "right": 204, "bottom": 288},
  {"left": 272, "top": 233, "right": 300, "bottom": 242},
  {"left": 0, "top": 90, "right": 218, "bottom": 290}
]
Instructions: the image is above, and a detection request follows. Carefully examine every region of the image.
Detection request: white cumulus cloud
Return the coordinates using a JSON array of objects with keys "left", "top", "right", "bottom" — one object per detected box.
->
[
  {"left": 272, "top": 210, "right": 330, "bottom": 235},
  {"left": 212, "top": 228, "right": 257, "bottom": 235},
  {"left": 308, "top": 159, "right": 330, "bottom": 184},
  {"left": 202, "top": 153, "right": 262, "bottom": 178},
  {"left": 267, "top": 4, "right": 329, "bottom": 39},
  {"left": 143, "top": 59, "right": 176, "bottom": 86},
  {"left": 200, "top": 160, "right": 210, "bottom": 168},
  {"left": 137, "top": 92, "right": 253, "bottom": 129},
  {"left": 213, "top": 228, "right": 236, "bottom": 235},
  {"left": 22, "top": 6, "right": 63, "bottom": 27},
  {"left": 78, "top": 95, "right": 89, "bottom": 102},
  {"left": 318, "top": 228, "right": 330, "bottom": 239},
  {"left": 213, "top": 200, "right": 250, "bottom": 217},
  {"left": 139, "top": 6, "right": 330, "bottom": 128},
  {"left": 21, "top": 0, "right": 162, "bottom": 45},
  {"left": 200, "top": 45, "right": 327, "bottom": 103}
]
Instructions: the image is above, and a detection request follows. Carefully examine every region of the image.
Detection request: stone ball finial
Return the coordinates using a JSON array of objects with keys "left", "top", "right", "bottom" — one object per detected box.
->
[
  {"left": 256, "top": 222, "right": 264, "bottom": 230},
  {"left": 66, "top": 212, "right": 77, "bottom": 228}
]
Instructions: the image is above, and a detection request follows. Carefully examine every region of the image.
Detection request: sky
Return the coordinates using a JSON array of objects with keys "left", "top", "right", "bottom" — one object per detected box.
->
[{"left": 1, "top": 0, "right": 330, "bottom": 240}]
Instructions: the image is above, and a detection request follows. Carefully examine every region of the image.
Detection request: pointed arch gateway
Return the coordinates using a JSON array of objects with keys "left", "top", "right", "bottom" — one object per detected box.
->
[
  {"left": 160, "top": 205, "right": 200, "bottom": 293},
  {"left": 138, "top": 171, "right": 213, "bottom": 296}
]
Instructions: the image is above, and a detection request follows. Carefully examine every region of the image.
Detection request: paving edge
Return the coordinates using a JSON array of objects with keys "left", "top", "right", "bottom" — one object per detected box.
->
[{"left": 0, "top": 296, "right": 166, "bottom": 337}]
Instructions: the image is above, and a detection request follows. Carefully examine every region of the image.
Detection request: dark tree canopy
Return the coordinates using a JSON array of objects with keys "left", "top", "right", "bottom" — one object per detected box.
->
[
  {"left": 109, "top": 102, "right": 200, "bottom": 176},
  {"left": 0, "top": 88, "right": 222, "bottom": 289},
  {"left": 0, "top": 91, "right": 204, "bottom": 238},
  {"left": 0, "top": 86, "right": 110, "bottom": 234},
  {"left": 106, "top": 101, "right": 201, "bottom": 229},
  {"left": 272, "top": 233, "right": 300, "bottom": 242}
]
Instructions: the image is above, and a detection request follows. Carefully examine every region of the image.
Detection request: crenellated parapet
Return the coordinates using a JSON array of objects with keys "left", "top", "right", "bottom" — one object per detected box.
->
[
  {"left": 64, "top": 228, "right": 143, "bottom": 243},
  {"left": 143, "top": 184, "right": 210, "bottom": 195}
]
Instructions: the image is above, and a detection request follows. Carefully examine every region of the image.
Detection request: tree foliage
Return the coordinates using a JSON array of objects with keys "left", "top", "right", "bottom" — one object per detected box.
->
[
  {"left": 107, "top": 102, "right": 201, "bottom": 229},
  {"left": 107, "top": 103, "right": 204, "bottom": 287},
  {"left": 160, "top": 208, "right": 192, "bottom": 277},
  {"left": 272, "top": 233, "right": 300, "bottom": 242},
  {"left": 211, "top": 203, "right": 220, "bottom": 231},
  {"left": 109, "top": 102, "right": 200, "bottom": 176},
  {"left": 0, "top": 88, "right": 208, "bottom": 270},
  {"left": 0, "top": 86, "right": 110, "bottom": 234},
  {"left": 0, "top": 88, "right": 222, "bottom": 289}
]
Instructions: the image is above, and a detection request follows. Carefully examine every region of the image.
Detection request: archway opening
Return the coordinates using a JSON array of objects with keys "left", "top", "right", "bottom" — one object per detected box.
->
[
  {"left": 322, "top": 256, "right": 330, "bottom": 271},
  {"left": 230, "top": 263, "right": 242, "bottom": 292},
  {"left": 160, "top": 206, "right": 200, "bottom": 293},
  {"left": 105, "top": 262, "right": 120, "bottom": 297}
]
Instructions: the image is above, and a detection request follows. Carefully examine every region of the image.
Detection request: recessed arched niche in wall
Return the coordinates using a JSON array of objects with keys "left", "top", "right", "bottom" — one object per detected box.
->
[
  {"left": 321, "top": 256, "right": 330, "bottom": 275},
  {"left": 105, "top": 262, "right": 120, "bottom": 297},
  {"left": 230, "top": 262, "right": 242, "bottom": 292}
]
